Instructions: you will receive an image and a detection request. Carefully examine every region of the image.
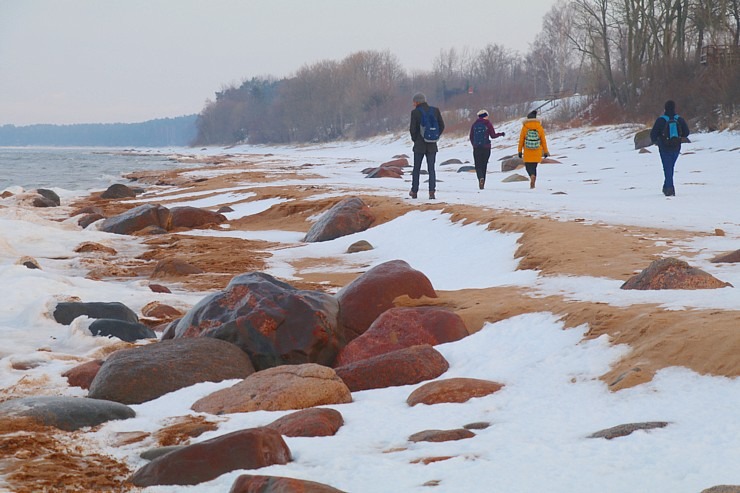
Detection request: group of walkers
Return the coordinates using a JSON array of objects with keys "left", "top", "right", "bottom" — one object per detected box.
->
[{"left": 408, "top": 92, "right": 690, "bottom": 200}]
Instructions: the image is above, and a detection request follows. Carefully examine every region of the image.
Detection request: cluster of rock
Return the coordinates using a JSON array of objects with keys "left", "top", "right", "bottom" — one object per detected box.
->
[
  {"left": 0, "top": 188, "right": 61, "bottom": 208},
  {"left": 4, "top": 188, "right": 737, "bottom": 490}
]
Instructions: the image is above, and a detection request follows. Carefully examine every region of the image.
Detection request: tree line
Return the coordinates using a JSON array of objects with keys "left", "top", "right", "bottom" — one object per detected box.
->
[
  {"left": 194, "top": 0, "right": 740, "bottom": 146},
  {"left": 0, "top": 115, "right": 198, "bottom": 147}
]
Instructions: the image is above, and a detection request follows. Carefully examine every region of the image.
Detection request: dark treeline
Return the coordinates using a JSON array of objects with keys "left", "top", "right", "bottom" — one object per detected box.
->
[
  {"left": 0, "top": 115, "right": 198, "bottom": 147},
  {"left": 195, "top": 0, "right": 740, "bottom": 146}
]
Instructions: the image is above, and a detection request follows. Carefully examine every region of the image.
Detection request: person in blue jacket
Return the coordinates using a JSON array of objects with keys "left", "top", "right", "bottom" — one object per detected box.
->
[
  {"left": 650, "top": 100, "right": 690, "bottom": 196},
  {"left": 469, "top": 109, "right": 505, "bottom": 189}
]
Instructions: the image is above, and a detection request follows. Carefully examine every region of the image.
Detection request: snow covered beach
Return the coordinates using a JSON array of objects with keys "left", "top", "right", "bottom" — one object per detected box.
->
[{"left": 1, "top": 120, "right": 739, "bottom": 492}]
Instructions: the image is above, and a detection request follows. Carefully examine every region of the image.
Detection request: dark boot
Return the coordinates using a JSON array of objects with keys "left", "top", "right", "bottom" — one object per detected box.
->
[
  {"left": 409, "top": 190, "right": 417, "bottom": 199},
  {"left": 479, "top": 177, "right": 485, "bottom": 190},
  {"left": 429, "top": 191, "right": 435, "bottom": 199}
]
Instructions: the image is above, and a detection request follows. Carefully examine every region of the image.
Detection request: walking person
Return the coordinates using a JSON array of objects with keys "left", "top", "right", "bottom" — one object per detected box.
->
[
  {"left": 409, "top": 92, "right": 444, "bottom": 199},
  {"left": 649, "top": 100, "right": 690, "bottom": 196},
  {"left": 517, "top": 110, "right": 549, "bottom": 189},
  {"left": 470, "top": 109, "right": 505, "bottom": 189}
]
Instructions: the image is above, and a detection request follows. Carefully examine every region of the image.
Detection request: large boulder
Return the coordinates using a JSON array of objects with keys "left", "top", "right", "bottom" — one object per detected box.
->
[
  {"left": 621, "top": 257, "right": 733, "bottom": 290},
  {"left": 191, "top": 363, "right": 352, "bottom": 414},
  {"left": 265, "top": 408, "right": 344, "bottom": 437},
  {"left": 130, "top": 427, "right": 291, "bottom": 487},
  {"left": 88, "top": 338, "right": 255, "bottom": 405},
  {"left": 172, "top": 272, "right": 341, "bottom": 371},
  {"left": 53, "top": 301, "right": 139, "bottom": 325},
  {"left": 336, "top": 260, "right": 437, "bottom": 342},
  {"left": 335, "top": 307, "right": 468, "bottom": 366},
  {"left": 230, "top": 475, "right": 347, "bottom": 493},
  {"left": 99, "top": 203, "right": 171, "bottom": 235},
  {"left": 0, "top": 396, "right": 134, "bottom": 431},
  {"left": 303, "top": 197, "right": 375, "bottom": 243},
  {"left": 335, "top": 344, "right": 449, "bottom": 392},
  {"left": 169, "top": 206, "right": 227, "bottom": 229}
]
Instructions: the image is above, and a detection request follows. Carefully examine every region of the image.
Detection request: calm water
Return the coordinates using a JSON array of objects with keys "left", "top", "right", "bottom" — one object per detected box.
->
[{"left": 0, "top": 147, "right": 185, "bottom": 192}]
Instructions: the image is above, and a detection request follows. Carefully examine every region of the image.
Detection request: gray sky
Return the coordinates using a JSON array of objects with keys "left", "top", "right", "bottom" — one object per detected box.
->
[{"left": 0, "top": 0, "right": 558, "bottom": 126}]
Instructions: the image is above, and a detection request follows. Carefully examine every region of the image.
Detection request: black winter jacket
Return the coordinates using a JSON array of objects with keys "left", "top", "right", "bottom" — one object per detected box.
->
[
  {"left": 410, "top": 103, "right": 445, "bottom": 153},
  {"left": 650, "top": 112, "right": 690, "bottom": 151}
]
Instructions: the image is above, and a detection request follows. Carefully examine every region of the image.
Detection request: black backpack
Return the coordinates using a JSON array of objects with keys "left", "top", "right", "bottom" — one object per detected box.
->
[
  {"left": 661, "top": 114, "right": 682, "bottom": 148},
  {"left": 472, "top": 121, "right": 489, "bottom": 147},
  {"left": 419, "top": 106, "right": 441, "bottom": 143}
]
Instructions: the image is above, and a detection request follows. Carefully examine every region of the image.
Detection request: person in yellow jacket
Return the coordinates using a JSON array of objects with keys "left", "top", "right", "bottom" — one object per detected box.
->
[{"left": 517, "top": 110, "right": 550, "bottom": 189}]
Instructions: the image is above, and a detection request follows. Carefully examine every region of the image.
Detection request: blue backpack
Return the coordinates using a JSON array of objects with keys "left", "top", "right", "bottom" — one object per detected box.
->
[
  {"left": 661, "top": 114, "right": 682, "bottom": 148},
  {"left": 472, "top": 121, "right": 489, "bottom": 147},
  {"left": 419, "top": 106, "right": 441, "bottom": 143}
]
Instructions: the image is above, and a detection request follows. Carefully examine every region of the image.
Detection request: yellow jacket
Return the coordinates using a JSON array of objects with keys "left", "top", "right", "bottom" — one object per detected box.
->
[{"left": 518, "top": 117, "right": 549, "bottom": 163}]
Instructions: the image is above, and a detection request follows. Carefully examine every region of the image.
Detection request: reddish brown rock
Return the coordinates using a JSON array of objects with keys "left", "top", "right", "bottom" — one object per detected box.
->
[
  {"left": 148, "top": 283, "right": 172, "bottom": 293},
  {"left": 366, "top": 167, "right": 403, "bottom": 178},
  {"left": 101, "top": 183, "right": 137, "bottom": 199},
  {"left": 335, "top": 307, "right": 467, "bottom": 366},
  {"left": 335, "top": 344, "right": 449, "bottom": 392},
  {"left": 99, "top": 203, "right": 171, "bottom": 235},
  {"left": 336, "top": 260, "right": 437, "bottom": 342},
  {"left": 406, "top": 377, "right": 505, "bottom": 406},
  {"left": 71, "top": 205, "right": 104, "bottom": 216},
  {"left": 408, "top": 428, "right": 475, "bottom": 443},
  {"left": 169, "top": 206, "right": 227, "bottom": 229},
  {"left": 131, "top": 427, "right": 291, "bottom": 487},
  {"left": 711, "top": 250, "right": 740, "bottom": 263},
  {"left": 141, "top": 302, "right": 182, "bottom": 319},
  {"left": 74, "top": 242, "right": 117, "bottom": 255},
  {"left": 62, "top": 359, "right": 103, "bottom": 390},
  {"left": 191, "top": 363, "right": 351, "bottom": 414},
  {"left": 621, "top": 257, "right": 733, "bottom": 290},
  {"left": 265, "top": 408, "right": 344, "bottom": 437},
  {"left": 346, "top": 240, "right": 373, "bottom": 253},
  {"left": 230, "top": 475, "right": 347, "bottom": 493},
  {"left": 88, "top": 338, "right": 255, "bottom": 405},
  {"left": 172, "top": 272, "right": 341, "bottom": 371},
  {"left": 381, "top": 158, "right": 409, "bottom": 168},
  {"left": 151, "top": 258, "right": 204, "bottom": 278},
  {"left": 303, "top": 197, "right": 375, "bottom": 243}
]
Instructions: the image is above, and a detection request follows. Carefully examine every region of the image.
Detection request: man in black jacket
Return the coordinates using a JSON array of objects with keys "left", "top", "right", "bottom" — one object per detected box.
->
[
  {"left": 409, "top": 92, "right": 445, "bottom": 199},
  {"left": 650, "top": 100, "right": 690, "bottom": 196}
]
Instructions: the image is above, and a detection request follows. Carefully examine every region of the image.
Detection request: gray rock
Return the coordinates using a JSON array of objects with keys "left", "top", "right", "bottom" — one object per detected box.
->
[
  {"left": 588, "top": 421, "right": 669, "bottom": 439},
  {"left": 53, "top": 301, "right": 139, "bottom": 325},
  {"left": 0, "top": 396, "right": 135, "bottom": 431},
  {"left": 89, "top": 318, "right": 157, "bottom": 342}
]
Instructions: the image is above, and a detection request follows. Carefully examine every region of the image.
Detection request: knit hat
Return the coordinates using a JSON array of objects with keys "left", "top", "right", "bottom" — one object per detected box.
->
[
  {"left": 477, "top": 109, "right": 489, "bottom": 118},
  {"left": 664, "top": 100, "right": 676, "bottom": 114},
  {"left": 412, "top": 92, "right": 427, "bottom": 104},
  {"left": 527, "top": 110, "right": 537, "bottom": 119}
]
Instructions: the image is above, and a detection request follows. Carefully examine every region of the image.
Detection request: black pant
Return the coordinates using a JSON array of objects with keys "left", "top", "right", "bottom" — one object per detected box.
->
[
  {"left": 473, "top": 147, "right": 491, "bottom": 181},
  {"left": 412, "top": 150, "right": 436, "bottom": 193},
  {"left": 525, "top": 163, "right": 538, "bottom": 176}
]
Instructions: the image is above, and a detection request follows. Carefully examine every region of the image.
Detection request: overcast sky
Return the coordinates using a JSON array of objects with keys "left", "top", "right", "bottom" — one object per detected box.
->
[{"left": 0, "top": 0, "right": 558, "bottom": 126}]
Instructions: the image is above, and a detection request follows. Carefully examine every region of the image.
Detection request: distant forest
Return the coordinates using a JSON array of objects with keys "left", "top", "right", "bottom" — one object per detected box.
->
[
  {"left": 194, "top": 0, "right": 740, "bottom": 146},
  {"left": 0, "top": 115, "right": 197, "bottom": 147}
]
